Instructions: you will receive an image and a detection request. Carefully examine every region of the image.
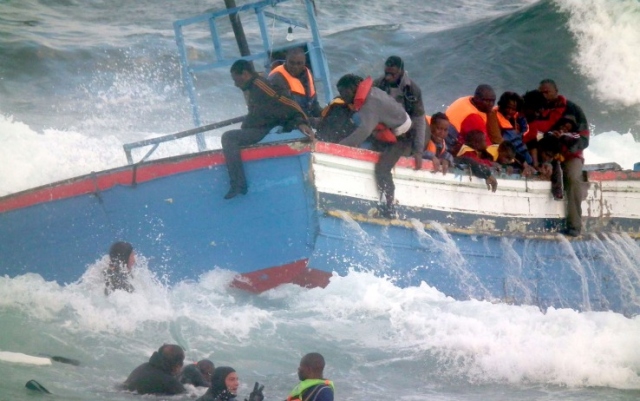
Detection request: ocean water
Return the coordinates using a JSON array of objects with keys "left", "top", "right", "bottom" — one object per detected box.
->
[{"left": 1, "top": 0, "right": 640, "bottom": 400}]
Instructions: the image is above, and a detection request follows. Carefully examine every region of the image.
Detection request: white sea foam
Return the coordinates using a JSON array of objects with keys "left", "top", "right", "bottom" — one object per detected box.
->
[
  {"left": 1, "top": 269, "right": 639, "bottom": 389},
  {"left": 554, "top": 0, "right": 640, "bottom": 107}
]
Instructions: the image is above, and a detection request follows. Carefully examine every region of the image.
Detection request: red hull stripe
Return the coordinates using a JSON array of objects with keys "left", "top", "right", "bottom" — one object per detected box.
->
[
  {"left": 0, "top": 143, "right": 310, "bottom": 213},
  {"left": 231, "top": 259, "right": 331, "bottom": 293},
  {"left": 314, "top": 142, "right": 640, "bottom": 180}
]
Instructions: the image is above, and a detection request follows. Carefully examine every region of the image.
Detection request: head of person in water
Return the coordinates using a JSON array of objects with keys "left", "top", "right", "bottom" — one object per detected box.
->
[
  {"left": 383, "top": 55, "right": 404, "bottom": 85},
  {"left": 230, "top": 59, "right": 256, "bottom": 90},
  {"left": 539, "top": 79, "right": 559, "bottom": 104},
  {"left": 497, "top": 91, "right": 524, "bottom": 120},
  {"left": 336, "top": 74, "right": 364, "bottom": 105},
  {"left": 297, "top": 352, "right": 325, "bottom": 381},
  {"left": 471, "top": 84, "right": 496, "bottom": 114},
  {"left": 284, "top": 47, "right": 307, "bottom": 78},
  {"left": 197, "top": 359, "right": 215, "bottom": 385},
  {"left": 465, "top": 130, "right": 488, "bottom": 152},
  {"left": 149, "top": 344, "right": 185, "bottom": 376},
  {"left": 109, "top": 241, "right": 135, "bottom": 273},
  {"left": 208, "top": 366, "right": 239, "bottom": 399},
  {"left": 429, "top": 112, "right": 450, "bottom": 144}
]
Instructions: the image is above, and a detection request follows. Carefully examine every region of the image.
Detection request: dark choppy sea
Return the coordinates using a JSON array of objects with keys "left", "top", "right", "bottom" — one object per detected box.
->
[{"left": 1, "top": 0, "right": 640, "bottom": 400}]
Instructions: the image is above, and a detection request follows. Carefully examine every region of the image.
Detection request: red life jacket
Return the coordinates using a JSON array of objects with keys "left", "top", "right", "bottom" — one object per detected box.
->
[
  {"left": 353, "top": 76, "right": 396, "bottom": 143},
  {"left": 534, "top": 96, "right": 568, "bottom": 134}
]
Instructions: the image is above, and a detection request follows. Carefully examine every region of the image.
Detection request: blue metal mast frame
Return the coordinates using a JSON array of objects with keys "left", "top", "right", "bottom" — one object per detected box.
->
[{"left": 173, "top": 0, "right": 333, "bottom": 151}]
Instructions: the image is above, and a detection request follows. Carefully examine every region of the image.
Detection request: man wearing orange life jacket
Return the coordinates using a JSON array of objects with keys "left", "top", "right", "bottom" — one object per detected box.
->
[
  {"left": 336, "top": 73, "right": 412, "bottom": 218},
  {"left": 537, "top": 79, "right": 590, "bottom": 237},
  {"left": 269, "top": 47, "right": 322, "bottom": 125},
  {"left": 445, "top": 84, "right": 502, "bottom": 155},
  {"left": 286, "top": 353, "right": 333, "bottom": 401}
]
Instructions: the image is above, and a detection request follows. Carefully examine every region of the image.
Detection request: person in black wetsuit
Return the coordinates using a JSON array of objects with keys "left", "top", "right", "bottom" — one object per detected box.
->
[
  {"left": 180, "top": 359, "right": 215, "bottom": 387},
  {"left": 123, "top": 344, "right": 186, "bottom": 395},
  {"left": 104, "top": 241, "right": 135, "bottom": 295},
  {"left": 197, "top": 366, "right": 264, "bottom": 401}
]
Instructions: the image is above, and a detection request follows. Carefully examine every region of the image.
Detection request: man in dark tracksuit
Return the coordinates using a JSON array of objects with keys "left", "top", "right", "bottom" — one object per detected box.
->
[
  {"left": 123, "top": 344, "right": 186, "bottom": 395},
  {"left": 222, "top": 59, "right": 314, "bottom": 199},
  {"left": 373, "top": 56, "right": 426, "bottom": 217}
]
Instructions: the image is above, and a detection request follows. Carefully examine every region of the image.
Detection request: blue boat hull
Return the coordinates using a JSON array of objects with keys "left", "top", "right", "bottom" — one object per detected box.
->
[{"left": 1, "top": 141, "right": 639, "bottom": 315}]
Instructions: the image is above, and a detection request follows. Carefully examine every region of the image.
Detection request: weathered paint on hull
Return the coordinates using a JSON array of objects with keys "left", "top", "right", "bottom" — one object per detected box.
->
[
  {"left": 1, "top": 140, "right": 639, "bottom": 313},
  {"left": 0, "top": 143, "right": 319, "bottom": 289},
  {"left": 313, "top": 142, "right": 640, "bottom": 236}
]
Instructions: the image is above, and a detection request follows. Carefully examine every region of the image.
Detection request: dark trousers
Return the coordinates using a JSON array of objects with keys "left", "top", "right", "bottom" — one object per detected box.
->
[
  {"left": 221, "top": 128, "right": 270, "bottom": 190},
  {"left": 562, "top": 157, "right": 584, "bottom": 232},
  {"left": 550, "top": 159, "right": 563, "bottom": 199},
  {"left": 373, "top": 138, "right": 413, "bottom": 205}
]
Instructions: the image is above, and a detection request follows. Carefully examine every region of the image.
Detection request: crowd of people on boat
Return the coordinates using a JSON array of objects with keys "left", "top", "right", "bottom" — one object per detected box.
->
[
  {"left": 121, "top": 345, "right": 334, "bottom": 400},
  {"left": 222, "top": 48, "right": 589, "bottom": 237}
]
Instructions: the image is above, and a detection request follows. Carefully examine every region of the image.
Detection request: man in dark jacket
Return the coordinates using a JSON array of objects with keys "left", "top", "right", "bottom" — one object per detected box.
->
[
  {"left": 372, "top": 56, "right": 427, "bottom": 217},
  {"left": 221, "top": 59, "right": 314, "bottom": 199},
  {"left": 123, "top": 344, "right": 186, "bottom": 395},
  {"left": 538, "top": 79, "right": 590, "bottom": 236}
]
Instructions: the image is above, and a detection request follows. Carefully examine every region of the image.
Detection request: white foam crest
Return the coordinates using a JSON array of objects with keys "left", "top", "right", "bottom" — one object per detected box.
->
[
  {"left": 0, "top": 114, "right": 212, "bottom": 196},
  {"left": 554, "top": 0, "right": 640, "bottom": 107},
  {"left": 275, "top": 271, "right": 640, "bottom": 389},
  {"left": 0, "top": 260, "right": 275, "bottom": 340},
  {"left": 2, "top": 267, "right": 640, "bottom": 388},
  {"left": 584, "top": 131, "right": 640, "bottom": 170},
  {"left": 0, "top": 114, "right": 125, "bottom": 195}
]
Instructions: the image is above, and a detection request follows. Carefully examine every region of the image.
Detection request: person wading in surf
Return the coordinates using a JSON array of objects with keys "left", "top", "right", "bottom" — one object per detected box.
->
[
  {"left": 123, "top": 344, "right": 186, "bottom": 395},
  {"left": 287, "top": 353, "right": 334, "bottom": 401}
]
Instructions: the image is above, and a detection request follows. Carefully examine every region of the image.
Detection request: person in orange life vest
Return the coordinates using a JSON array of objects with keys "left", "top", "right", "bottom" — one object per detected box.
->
[
  {"left": 423, "top": 112, "right": 454, "bottom": 175},
  {"left": 538, "top": 79, "right": 590, "bottom": 237},
  {"left": 456, "top": 129, "right": 499, "bottom": 168},
  {"left": 180, "top": 359, "right": 214, "bottom": 387},
  {"left": 287, "top": 353, "right": 334, "bottom": 401},
  {"left": 268, "top": 47, "right": 322, "bottom": 126},
  {"left": 336, "top": 73, "right": 412, "bottom": 218},
  {"left": 222, "top": 60, "right": 314, "bottom": 200},
  {"left": 495, "top": 91, "right": 535, "bottom": 170},
  {"left": 453, "top": 130, "right": 498, "bottom": 192},
  {"left": 445, "top": 84, "right": 501, "bottom": 155}
]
